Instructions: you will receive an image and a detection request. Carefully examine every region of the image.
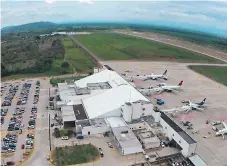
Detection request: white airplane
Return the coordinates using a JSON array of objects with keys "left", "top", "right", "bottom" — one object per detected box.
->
[
  {"left": 149, "top": 70, "right": 168, "bottom": 80},
  {"left": 216, "top": 122, "right": 227, "bottom": 139},
  {"left": 162, "top": 99, "right": 206, "bottom": 114},
  {"left": 137, "top": 80, "right": 183, "bottom": 95},
  {"left": 156, "top": 80, "right": 183, "bottom": 93},
  {"left": 182, "top": 98, "right": 207, "bottom": 108},
  {"left": 136, "top": 70, "right": 168, "bottom": 81}
]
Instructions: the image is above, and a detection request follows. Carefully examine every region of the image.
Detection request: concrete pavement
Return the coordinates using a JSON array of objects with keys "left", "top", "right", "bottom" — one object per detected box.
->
[{"left": 23, "top": 79, "right": 53, "bottom": 166}]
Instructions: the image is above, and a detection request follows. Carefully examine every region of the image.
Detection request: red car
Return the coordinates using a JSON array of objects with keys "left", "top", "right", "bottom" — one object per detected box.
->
[{"left": 21, "top": 144, "right": 25, "bottom": 149}]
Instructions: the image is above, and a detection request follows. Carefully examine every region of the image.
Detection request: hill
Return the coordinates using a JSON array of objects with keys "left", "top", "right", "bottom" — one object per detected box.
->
[{"left": 1, "top": 22, "right": 58, "bottom": 33}]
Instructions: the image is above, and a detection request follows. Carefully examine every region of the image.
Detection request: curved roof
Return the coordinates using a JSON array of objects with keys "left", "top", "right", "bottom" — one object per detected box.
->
[
  {"left": 75, "top": 70, "right": 129, "bottom": 88},
  {"left": 82, "top": 84, "right": 149, "bottom": 119}
]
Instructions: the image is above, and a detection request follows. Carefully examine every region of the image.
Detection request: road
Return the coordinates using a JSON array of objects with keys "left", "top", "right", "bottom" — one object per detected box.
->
[
  {"left": 115, "top": 31, "right": 227, "bottom": 63},
  {"left": 23, "top": 79, "right": 55, "bottom": 166}
]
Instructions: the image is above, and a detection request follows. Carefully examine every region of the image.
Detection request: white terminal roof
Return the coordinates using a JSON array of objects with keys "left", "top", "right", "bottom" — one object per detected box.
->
[
  {"left": 82, "top": 84, "right": 149, "bottom": 119},
  {"left": 106, "top": 117, "right": 127, "bottom": 128},
  {"left": 61, "top": 106, "right": 76, "bottom": 122},
  {"left": 75, "top": 70, "right": 129, "bottom": 88},
  {"left": 112, "top": 126, "right": 143, "bottom": 151},
  {"left": 58, "top": 70, "right": 150, "bottom": 120}
]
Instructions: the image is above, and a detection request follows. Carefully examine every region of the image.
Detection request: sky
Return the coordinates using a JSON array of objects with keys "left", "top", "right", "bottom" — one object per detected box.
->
[{"left": 1, "top": 0, "right": 227, "bottom": 36}]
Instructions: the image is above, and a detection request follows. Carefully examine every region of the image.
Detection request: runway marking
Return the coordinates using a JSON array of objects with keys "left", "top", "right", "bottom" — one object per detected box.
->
[{"left": 140, "top": 66, "right": 144, "bottom": 70}]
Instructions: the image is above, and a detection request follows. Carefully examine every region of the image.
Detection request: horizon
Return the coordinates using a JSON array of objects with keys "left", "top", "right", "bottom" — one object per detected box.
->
[{"left": 2, "top": 1, "right": 227, "bottom": 37}]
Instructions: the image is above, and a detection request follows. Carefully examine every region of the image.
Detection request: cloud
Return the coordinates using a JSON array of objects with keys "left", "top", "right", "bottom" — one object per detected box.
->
[
  {"left": 1, "top": 1, "right": 227, "bottom": 36},
  {"left": 79, "top": 0, "right": 94, "bottom": 4},
  {"left": 45, "top": 0, "right": 55, "bottom": 4}
]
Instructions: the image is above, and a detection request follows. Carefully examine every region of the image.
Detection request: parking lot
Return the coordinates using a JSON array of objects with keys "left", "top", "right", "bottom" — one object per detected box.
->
[
  {"left": 103, "top": 61, "right": 227, "bottom": 166},
  {"left": 1, "top": 80, "right": 40, "bottom": 164}
]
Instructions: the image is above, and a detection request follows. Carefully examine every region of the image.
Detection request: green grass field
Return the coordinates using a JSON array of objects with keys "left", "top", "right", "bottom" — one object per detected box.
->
[
  {"left": 52, "top": 144, "right": 99, "bottom": 166},
  {"left": 63, "top": 39, "right": 96, "bottom": 72},
  {"left": 75, "top": 33, "right": 224, "bottom": 63},
  {"left": 188, "top": 65, "right": 227, "bottom": 86}
]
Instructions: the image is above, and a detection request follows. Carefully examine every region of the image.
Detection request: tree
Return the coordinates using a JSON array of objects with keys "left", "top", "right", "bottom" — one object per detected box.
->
[
  {"left": 61, "top": 61, "right": 69, "bottom": 68},
  {"left": 66, "top": 130, "right": 74, "bottom": 137},
  {"left": 54, "top": 128, "right": 60, "bottom": 138}
]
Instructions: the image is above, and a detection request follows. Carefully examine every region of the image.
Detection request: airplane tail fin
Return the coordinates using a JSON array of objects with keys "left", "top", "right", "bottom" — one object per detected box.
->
[
  {"left": 178, "top": 80, "right": 183, "bottom": 86},
  {"left": 163, "top": 70, "right": 167, "bottom": 76},
  {"left": 200, "top": 98, "right": 206, "bottom": 105}
]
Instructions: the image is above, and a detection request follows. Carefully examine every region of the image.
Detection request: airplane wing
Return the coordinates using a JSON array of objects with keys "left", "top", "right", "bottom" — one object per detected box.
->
[
  {"left": 185, "top": 108, "right": 191, "bottom": 114},
  {"left": 194, "top": 107, "right": 204, "bottom": 112},
  {"left": 162, "top": 108, "right": 178, "bottom": 113},
  {"left": 157, "top": 88, "right": 164, "bottom": 94},
  {"left": 223, "top": 122, "right": 227, "bottom": 129}
]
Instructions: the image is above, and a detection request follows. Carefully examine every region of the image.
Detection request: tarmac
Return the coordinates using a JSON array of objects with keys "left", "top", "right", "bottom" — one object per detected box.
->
[{"left": 102, "top": 60, "right": 227, "bottom": 166}]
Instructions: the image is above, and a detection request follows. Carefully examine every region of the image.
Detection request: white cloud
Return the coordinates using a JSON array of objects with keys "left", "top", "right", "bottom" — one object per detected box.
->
[
  {"left": 1, "top": 1, "right": 227, "bottom": 36},
  {"left": 79, "top": 0, "right": 94, "bottom": 4}
]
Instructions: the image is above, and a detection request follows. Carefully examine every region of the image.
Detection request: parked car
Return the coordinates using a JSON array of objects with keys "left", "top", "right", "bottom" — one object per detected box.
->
[
  {"left": 107, "top": 142, "right": 113, "bottom": 148},
  {"left": 61, "top": 136, "right": 69, "bottom": 140},
  {"left": 157, "top": 98, "right": 165, "bottom": 105},
  {"left": 99, "top": 148, "right": 104, "bottom": 157}
]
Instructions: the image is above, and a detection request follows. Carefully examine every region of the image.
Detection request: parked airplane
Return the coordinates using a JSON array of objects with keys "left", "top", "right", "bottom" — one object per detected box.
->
[
  {"left": 156, "top": 80, "right": 183, "bottom": 94},
  {"left": 137, "top": 81, "right": 183, "bottom": 95},
  {"left": 135, "top": 70, "right": 168, "bottom": 81},
  {"left": 216, "top": 122, "right": 227, "bottom": 139},
  {"left": 162, "top": 99, "right": 205, "bottom": 114},
  {"left": 182, "top": 98, "right": 207, "bottom": 108}
]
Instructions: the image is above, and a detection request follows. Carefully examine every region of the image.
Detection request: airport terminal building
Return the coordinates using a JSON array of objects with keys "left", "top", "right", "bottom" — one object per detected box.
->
[{"left": 56, "top": 66, "right": 198, "bottom": 159}]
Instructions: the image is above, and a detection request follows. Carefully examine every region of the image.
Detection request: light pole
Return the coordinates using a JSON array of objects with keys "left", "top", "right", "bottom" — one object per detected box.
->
[{"left": 48, "top": 113, "right": 52, "bottom": 151}]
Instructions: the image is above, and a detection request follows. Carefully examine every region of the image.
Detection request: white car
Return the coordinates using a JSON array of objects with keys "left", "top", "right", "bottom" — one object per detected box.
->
[
  {"left": 61, "top": 136, "right": 69, "bottom": 140},
  {"left": 25, "top": 145, "right": 33, "bottom": 149}
]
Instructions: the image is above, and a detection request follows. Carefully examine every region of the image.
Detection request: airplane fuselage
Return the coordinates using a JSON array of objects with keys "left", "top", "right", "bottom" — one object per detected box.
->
[{"left": 162, "top": 85, "right": 181, "bottom": 91}]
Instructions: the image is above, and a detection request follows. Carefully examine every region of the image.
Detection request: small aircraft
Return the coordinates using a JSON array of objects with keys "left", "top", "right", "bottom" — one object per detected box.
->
[{"left": 216, "top": 121, "right": 227, "bottom": 139}]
